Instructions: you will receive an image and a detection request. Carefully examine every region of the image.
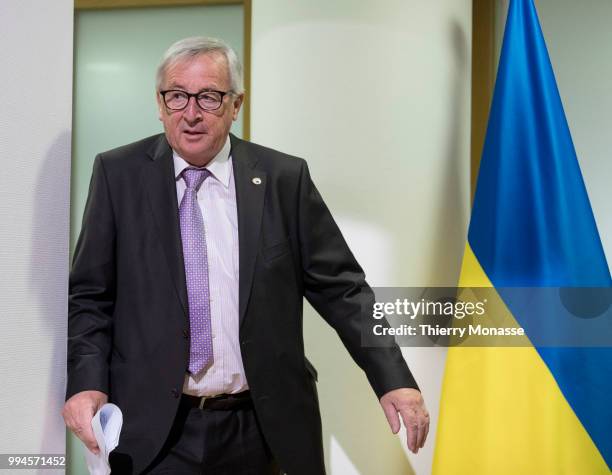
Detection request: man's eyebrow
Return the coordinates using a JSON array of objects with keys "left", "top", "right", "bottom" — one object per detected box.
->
[{"left": 166, "top": 84, "right": 225, "bottom": 94}]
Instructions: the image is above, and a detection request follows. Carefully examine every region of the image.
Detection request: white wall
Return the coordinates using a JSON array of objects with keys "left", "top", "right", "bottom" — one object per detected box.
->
[
  {"left": 251, "top": 1, "right": 472, "bottom": 473},
  {"left": 0, "top": 0, "right": 73, "bottom": 472}
]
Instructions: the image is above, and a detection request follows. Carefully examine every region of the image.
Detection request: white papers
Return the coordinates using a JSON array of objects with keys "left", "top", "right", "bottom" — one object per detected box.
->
[{"left": 84, "top": 403, "right": 123, "bottom": 475}]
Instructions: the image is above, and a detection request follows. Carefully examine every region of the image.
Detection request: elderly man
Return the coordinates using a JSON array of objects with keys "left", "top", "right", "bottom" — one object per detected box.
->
[{"left": 63, "top": 37, "right": 429, "bottom": 474}]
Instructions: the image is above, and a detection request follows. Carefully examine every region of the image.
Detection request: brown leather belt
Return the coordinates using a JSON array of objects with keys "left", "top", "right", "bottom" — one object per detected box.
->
[{"left": 181, "top": 391, "right": 252, "bottom": 411}]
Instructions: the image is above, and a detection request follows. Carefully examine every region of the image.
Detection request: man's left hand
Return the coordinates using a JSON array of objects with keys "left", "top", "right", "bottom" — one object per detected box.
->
[{"left": 380, "top": 388, "right": 429, "bottom": 454}]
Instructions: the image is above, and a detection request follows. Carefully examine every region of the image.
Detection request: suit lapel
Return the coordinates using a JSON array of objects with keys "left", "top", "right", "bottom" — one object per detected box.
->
[
  {"left": 143, "top": 135, "right": 189, "bottom": 318},
  {"left": 140, "top": 134, "right": 265, "bottom": 327},
  {"left": 231, "top": 135, "right": 267, "bottom": 327}
]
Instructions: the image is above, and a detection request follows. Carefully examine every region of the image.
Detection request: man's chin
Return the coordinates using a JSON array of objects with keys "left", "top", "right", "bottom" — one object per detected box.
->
[
  {"left": 179, "top": 139, "right": 208, "bottom": 154},
  {"left": 178, "top": 145, "right": 215, "bottom": 166}
]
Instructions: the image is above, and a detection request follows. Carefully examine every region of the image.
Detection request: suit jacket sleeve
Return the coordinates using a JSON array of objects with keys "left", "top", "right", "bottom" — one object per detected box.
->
[
  {"left": 296, "top": 160, "right": 418, "bottom": 398},
  {"left": 66, "top": 155, "right": 116, "bottom": 400}
]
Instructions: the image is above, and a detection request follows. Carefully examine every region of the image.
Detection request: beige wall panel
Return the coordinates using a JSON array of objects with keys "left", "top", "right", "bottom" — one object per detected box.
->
[{"left": 251, "top": 1, "right": 472, "bottom": 473}]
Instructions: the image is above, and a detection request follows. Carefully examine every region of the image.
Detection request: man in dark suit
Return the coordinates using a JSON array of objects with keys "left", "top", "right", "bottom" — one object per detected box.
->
[{"left": 63, "top": 37, "right": 429, "bottom": 474}]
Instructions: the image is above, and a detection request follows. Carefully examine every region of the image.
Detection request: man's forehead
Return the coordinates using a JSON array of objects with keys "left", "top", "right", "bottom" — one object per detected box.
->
[
  {"left": 166, "top": 53, "right": 227, "bottom": 75},
  {"left": 163, "top": 53, "right": 230, "bottom": 87}
]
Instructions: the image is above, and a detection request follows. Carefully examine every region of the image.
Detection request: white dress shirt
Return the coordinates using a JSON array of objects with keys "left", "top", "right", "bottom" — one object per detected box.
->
[{"left": 173, "top": 136, "right": 248, "bottom": 396}]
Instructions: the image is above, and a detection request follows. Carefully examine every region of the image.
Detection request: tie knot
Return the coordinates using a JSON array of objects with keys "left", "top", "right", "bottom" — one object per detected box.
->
[{"left": 182, "top": 167, "right": 211, "bottom": 190}]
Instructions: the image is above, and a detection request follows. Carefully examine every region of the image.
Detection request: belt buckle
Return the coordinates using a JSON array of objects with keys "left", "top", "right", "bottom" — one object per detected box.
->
[{"left": 198, "top": 396, "right": 207, "bottom": 409}]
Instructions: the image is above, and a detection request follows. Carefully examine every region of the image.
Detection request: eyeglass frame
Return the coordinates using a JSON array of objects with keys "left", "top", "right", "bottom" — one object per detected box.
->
[{"left": 158, "top": 88, "right": 234, "bottom": 112}]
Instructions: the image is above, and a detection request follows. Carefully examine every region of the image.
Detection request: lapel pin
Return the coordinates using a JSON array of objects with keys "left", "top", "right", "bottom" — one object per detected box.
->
[{"left": 252, "top": 177, "right": 262, "bottom": 185}]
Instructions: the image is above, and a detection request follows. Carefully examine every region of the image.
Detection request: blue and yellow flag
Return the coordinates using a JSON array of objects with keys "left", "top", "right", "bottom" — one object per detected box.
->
[{"left": 432, "top": 0, "right": 611, "bottom": 473}]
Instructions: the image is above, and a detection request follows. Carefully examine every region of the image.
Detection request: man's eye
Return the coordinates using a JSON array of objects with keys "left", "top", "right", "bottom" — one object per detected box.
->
[
  {"left": 198, "top": 93, "right": 219, "bottom": 103},
  {"left": 170, "top": 92, "right": 187, "bottom": 100}
]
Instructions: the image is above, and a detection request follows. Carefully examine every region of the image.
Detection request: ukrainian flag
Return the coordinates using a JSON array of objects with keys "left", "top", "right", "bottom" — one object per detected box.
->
[{"left": 432, "top": 0, "right": 612, "bottom": 473}]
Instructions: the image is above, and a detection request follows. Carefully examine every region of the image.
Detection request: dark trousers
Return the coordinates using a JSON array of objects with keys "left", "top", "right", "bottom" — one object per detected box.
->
[{"left": 112, "top": 395, "right": 280, "bottom": 474}]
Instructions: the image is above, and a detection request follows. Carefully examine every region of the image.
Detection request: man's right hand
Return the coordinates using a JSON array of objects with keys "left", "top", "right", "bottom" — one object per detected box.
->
[{"left": 62, "top": 390, "right": 108, "bottom": 455}]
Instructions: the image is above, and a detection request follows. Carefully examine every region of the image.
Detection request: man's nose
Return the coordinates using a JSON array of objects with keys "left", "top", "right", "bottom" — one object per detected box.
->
[{"left": 183, "top": 96, "right": 202, "bottom": 122}]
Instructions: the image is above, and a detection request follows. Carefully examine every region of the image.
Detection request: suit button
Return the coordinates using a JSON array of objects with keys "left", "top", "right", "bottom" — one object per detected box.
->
[
  {"left": 171, "top": 388, "right": 179, "bottom": 398},
  {"left": 182, "top": 329, "right": 189, "bottom": 339}
]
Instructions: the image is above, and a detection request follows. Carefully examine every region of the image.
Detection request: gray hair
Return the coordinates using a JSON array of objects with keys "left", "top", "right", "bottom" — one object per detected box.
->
[{"left": 156, "top": 36, "right": 244, "bottom": 94}]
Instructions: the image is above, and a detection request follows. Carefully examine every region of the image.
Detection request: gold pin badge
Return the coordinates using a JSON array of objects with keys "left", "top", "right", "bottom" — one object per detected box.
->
[{"left": 252, "top": 177, "right": 262, "bottom": 185}]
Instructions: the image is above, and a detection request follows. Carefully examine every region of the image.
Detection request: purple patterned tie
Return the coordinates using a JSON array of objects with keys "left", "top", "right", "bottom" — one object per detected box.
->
[{"left": 179, "top": 167, "right": 213, "bottom": 374}]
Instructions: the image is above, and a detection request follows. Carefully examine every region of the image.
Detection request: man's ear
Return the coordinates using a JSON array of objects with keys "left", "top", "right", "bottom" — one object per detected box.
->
[{"left": 231, "top": 93, "right": 245, "bottom": 121}]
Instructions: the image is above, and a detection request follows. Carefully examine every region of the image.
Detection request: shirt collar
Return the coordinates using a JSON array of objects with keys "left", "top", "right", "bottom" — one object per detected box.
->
[{"left": 173, "top": 135, "right": 232, "bottom": 188}]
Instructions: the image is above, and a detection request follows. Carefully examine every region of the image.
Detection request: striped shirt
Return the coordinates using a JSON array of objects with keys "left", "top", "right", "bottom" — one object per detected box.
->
[{"left": 173, "top": 136, "right": 248, "bottom": 396}]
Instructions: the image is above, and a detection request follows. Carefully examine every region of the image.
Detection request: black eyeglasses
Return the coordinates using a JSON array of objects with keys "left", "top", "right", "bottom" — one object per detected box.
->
[{"left": 159, "top": 89, "right": 232, "bottom": 111}]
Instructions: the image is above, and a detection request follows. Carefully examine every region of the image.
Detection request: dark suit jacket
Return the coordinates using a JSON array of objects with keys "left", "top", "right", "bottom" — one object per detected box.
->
[{"left": 66, "top": 133, "right": 417, "bottom": 474}]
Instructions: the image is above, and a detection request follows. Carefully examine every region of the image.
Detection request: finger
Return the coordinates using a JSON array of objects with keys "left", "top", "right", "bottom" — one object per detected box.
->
[
  {"left": 413, "top": 410, "right": 426, "bottom": 449},
  {"left": 77, "top": 407, "right": 100, "bottom": 455},
  {"left": 419, "top": 419, "right": 430, "bottom": 449},
  {"left": 416, "top": 419, "right": 426, "bottom": 449},
  {"left": 419, "top": 411, "right": 430, "bottom": 449},
  {"left": 62, "top": 404, "right": 76, "bottom": 428},
  {"left": 407, "top": 423, "right": 418, "bottom": 453},
  {"left": 400, "top": 409, "right": 419, "bottom": 453},
  {"left": 63, "top": 409, "right": 79, "bottom": 436},
  {"left": 381, "top": 401, "right": 401, "bottom": 434},
  {"left": 76, "top": 426, "right": 100, "bottom": 455}
]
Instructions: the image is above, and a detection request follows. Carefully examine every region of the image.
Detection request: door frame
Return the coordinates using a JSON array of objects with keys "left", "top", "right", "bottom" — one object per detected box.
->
[{"left": 75, "top": 0, "right": 252, "bottom": 140}]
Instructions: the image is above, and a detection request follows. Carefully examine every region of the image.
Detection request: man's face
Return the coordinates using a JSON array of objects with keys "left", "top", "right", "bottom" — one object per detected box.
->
[{"left": 157, "top": 53, "right": 243, "bottom": 166}]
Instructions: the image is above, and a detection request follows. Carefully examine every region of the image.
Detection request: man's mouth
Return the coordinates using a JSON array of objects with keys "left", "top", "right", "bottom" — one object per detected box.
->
[{"left": 183, "top": 130, "right": 205, "bottom": 136}]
